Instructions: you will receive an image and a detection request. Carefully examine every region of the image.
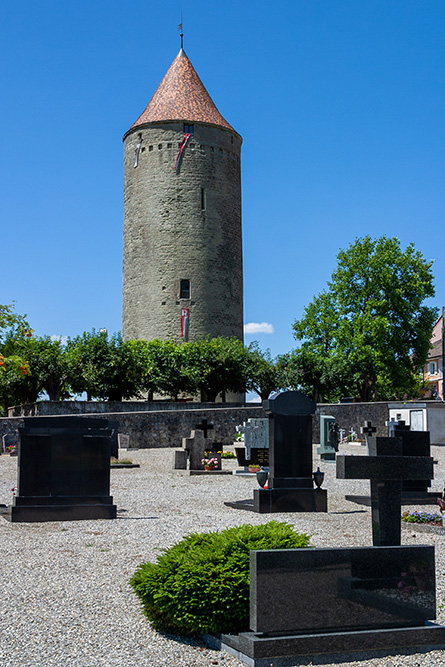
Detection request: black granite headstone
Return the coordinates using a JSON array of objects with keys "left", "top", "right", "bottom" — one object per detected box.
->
[
  {"left": 2, "top": 416, "right": 117, "bottom": 522},
  {"left": 395, "top": 427, "right": 433, "bottom": 494},
  {"left": 225, "top": 391, "right": 327, "bottom": 513},
  {"left": 235, "top": 447, "right": 269, "bottom": 468},
  {"left": 214, "top": 545, "right": 445, "bottom": 662},
  {"left": 251, "top": 546, "right": 436, "bottom": 634},
  {"left": 337, "top": 436, "right": 434, "bottom": 546}
]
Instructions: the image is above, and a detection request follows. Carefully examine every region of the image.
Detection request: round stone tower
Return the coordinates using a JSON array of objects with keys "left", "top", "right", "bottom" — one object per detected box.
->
[{"left": 122, "top": 47, "right": 243, "bottom": 344}]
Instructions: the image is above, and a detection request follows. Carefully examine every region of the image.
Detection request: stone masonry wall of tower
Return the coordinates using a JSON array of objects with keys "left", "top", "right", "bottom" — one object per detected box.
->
[{"left": 122, "top": 120, "right": 243, "bottom": 343}]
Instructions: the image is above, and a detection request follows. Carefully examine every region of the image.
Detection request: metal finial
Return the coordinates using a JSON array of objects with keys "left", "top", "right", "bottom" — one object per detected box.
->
[{"left": 178, "top": 15, "right": 183, "bottom": 49}]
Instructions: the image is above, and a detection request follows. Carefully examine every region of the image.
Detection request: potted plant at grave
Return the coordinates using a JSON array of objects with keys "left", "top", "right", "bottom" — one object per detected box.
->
[
  {"left": 248, "top": 463, "right": 261, "bottom": 474},
  {"left": 202, "top": 456, "right": 218, "bottom": 471}
]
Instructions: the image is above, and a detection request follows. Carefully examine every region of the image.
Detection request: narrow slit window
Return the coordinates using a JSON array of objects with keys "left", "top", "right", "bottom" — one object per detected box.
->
[
  {"left": 201, "top": 188, "right": 206, "bottom": 211},
  {"left": 180, "top": 279, "right": 190, "bottom": 299},
  {"left": 184, "top": 124, "right": 194, "bottom": 135}
]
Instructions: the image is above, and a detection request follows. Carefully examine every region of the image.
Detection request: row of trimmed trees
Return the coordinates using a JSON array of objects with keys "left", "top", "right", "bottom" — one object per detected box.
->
[
  {"left": 0, "top": 324, "right": 288, "bottom": 414},
  {"left": 1, "top": 236, "right": 438, "bottom": 413}
]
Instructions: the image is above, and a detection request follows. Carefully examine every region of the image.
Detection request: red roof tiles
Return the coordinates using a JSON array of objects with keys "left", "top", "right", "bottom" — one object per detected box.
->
[{"left": 127, "top": 49, "right": 236, "bottom": 134}]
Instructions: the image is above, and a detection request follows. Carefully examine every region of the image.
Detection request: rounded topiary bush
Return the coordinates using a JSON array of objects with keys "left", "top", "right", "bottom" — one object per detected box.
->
[{"left": 129, "top": 521, "right": 310, "bottom": 635}]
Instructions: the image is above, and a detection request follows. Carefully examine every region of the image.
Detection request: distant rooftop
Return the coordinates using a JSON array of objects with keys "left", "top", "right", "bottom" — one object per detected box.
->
[{"left": 126, "top": 48, "right": 237, "bottom": 135}]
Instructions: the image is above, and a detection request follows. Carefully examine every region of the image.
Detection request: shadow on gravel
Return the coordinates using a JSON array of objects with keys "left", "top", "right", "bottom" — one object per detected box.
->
[
  {"left": 330, "top": 510, "right": 368, "bottom": 514},
  {"left": 116, "top": 516, "right": 160, "bottom": 520},
  {"left": 158, "top": 632, "right": 208, "bottom": 648}
]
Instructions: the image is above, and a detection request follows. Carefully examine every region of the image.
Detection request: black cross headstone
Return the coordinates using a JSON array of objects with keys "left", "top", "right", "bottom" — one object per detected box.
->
[
  {"left": 337, "top": 436, "right": 434, "bottom": 546},
  {"left": 360, "top": 420, "right": 376, "bottom": 447},
  {"left": 195, "top": 418, "right": 214, "bottom": 439}
]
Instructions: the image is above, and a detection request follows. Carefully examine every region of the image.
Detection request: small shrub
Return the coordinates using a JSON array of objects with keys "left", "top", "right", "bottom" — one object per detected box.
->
[
  {"left": 221, "top": 451, "right": 236, "bottom": 459},
  {"left": 401, "top": 510, "right": 442, "bottom": 525},
  {"left": 129, "top": 521, "right": 310, "bottom": 635}
]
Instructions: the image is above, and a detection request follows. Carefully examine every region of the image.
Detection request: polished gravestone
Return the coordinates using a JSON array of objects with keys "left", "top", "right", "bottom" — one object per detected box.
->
[
  {"left": 212, "top": 431, "right": 445, "bottom": 665},
  {"left": 337, "top": 435, "right": 433, "bottom": 546},
  {"left": 234, "top": 447, "right": 269, "bottom": 469},
  {"left": 346, "top": 420, "right": 440, "bottom": 507},
  {"left": 234, "top": 418, "right": 269, "bottom": 474},
  {"left": 1, "top": 416, "right": 117, "bottom": 522},
  {"left": 317, "top": 414, "right": 339, "bottom": 462},
  {"left": 225, "top": 391, "right": 327, "bottom": 513},
  {"left": 214, "top": 545, "right": 445, "bottom": 664},
  {"left": 396, "top": 423, "right": 440, "bottom": 502}
]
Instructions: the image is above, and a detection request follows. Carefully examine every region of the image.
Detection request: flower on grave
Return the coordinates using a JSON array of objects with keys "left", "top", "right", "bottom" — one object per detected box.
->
[
  {"left": 401, "top": 510, "right": 442, "bottom": 525},
  {"left": 11, "top": 486, "right": 17, "bottom": 496},
  {"left": 202, "top": 457, "right": 218, "bottom": 470}
]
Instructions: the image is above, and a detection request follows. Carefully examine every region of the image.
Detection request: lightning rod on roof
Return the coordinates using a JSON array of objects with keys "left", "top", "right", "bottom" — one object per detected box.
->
[{"left": 178, "top": 14, "right": 184, "bottom": 49}]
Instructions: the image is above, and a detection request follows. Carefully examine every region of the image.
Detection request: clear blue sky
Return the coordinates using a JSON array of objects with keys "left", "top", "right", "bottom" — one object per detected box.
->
[{"left": 2, "top": 0, "right": 444, "bottom": 359}]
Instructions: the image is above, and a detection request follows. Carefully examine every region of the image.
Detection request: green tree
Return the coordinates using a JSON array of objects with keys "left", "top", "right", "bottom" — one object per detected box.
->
[
  {"left": 0, "top": 304, "right": 32, "bottom": 413},
  {"left": 66, "top": 330, "right": 137, "bottom": 401},
  {"left": 292, "top": 236, "right": 437, "bottom": 402},
  {"left": 134, "top": 339, "right": 198, "bottom": 401},
  {"left": 245, "top": 343, "right": 284, "bottom": 400},
  {"left": 186, "top": 337, "right": 249, "bottom": 402},
  {"left": 11, "top": 335, "right": 72, "bottom": 401}
]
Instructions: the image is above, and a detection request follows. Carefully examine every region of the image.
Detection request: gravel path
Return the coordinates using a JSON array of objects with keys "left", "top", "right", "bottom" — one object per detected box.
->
[{"left": 1, "top": 444, "right": 445, "bottom": 667}]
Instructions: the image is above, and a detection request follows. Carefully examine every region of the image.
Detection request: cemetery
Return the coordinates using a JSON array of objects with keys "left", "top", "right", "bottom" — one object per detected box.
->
[{"left": 1, "top": 396, "right": 445, "bottom": 667}]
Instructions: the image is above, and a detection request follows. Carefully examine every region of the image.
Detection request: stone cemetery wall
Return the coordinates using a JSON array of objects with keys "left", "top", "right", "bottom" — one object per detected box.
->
[
  {"left": 8, "top": 401, "right": 245, "bottom": 417},
  {"left": 1, "top": 405, "right": 265, "bottom": 450},
  {"left": 2, "top": 400, "right": 403, "bottom": 449},
  {"left": 313, "top": 401, "right": 390, "bottom": 442}
]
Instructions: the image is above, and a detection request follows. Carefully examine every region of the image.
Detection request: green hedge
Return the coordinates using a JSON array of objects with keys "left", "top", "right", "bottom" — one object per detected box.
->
[{"left": 130, "top": 521, "right": 310, "bottom": 635}]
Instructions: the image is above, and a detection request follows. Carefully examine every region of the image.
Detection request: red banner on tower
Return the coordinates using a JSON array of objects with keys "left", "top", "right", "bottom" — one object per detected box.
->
[{"left": 181, "top": 308, "right": 190, "bottom": 339}]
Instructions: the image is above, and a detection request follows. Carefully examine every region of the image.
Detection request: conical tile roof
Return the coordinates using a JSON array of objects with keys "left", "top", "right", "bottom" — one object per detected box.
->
[{"left": 127, "top": 48, "right": 236, "bottom": 134}]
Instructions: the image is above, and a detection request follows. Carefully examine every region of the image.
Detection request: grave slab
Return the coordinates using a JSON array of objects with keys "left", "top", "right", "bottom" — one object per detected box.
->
[
  {"left": 1, "top": 416, "right": 117, "bottom": 522},
  {"left": 210, "top": 545, "right": 445, "bottom": 665}
]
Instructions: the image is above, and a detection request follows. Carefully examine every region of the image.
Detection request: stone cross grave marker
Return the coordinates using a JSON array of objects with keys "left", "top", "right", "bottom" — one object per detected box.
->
[
  {"left": 360, "top": 420, "right": 377, "bottom": 448},
  {"left": 181, "top": 429, "right": 207, "bottom": 470},
  {"left": 195, "top": 418, "right": 214, "bottom": 439},
  {"left": 385, "top": 417, "right": 399, "bottom": 438},
  {"left": 393, "top": 422, "right": 438, "bottom": 500},
  {"left": 337, "top": 434, "right": 434, "bottom": 546},
  {"left": 176, "top": 419, "right": 221, "bottom": 471}
]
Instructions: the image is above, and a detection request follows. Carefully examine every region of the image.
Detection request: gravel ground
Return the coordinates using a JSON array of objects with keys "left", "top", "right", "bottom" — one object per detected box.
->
[{"left": 1, "top": 444, "right": 445, "bottom": 667}]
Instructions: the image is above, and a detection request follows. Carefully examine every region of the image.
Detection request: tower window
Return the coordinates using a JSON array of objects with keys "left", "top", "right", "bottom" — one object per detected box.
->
[
  {"left": 201, "top": 188, "right": 206, "bottom": 211},
  {"left": 184, "top": 124, "right": 194, "bottom": 134},
  {"left": 180, "top": 279, "right": 190, "bottom": 299}
]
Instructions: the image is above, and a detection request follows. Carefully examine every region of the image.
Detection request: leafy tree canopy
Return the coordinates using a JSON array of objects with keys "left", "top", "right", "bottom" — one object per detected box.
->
[
  {"left": 292, "top": 236, "right": 437, "bottom": 402},
  {"left": 0, "top": 304, "right": 33, "bottom": 414}
]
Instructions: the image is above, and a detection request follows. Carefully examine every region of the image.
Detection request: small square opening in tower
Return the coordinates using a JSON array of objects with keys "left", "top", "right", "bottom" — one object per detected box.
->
[{"left": 180, "top": 279, "right": 190, "bottom": 299}]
